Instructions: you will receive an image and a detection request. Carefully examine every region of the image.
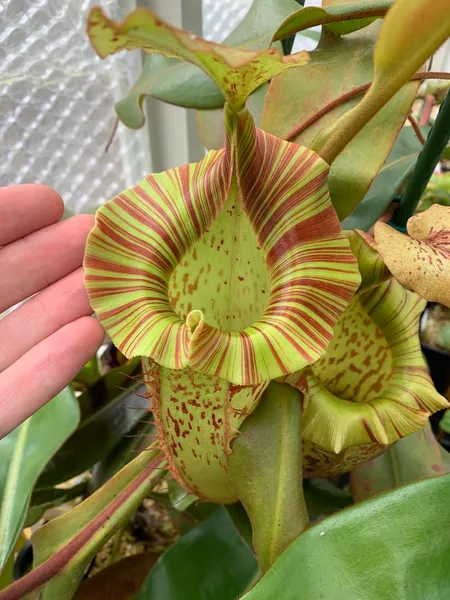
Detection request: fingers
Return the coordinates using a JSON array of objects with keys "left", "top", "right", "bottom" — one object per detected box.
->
[
  {"left": 0, "top": 214, "right": 95, "bottom": 313},
  {"left": 0, "top": 268, "right": 94, "bottom": 372},
  {"left": 0, "top": 185, "right": 64, "bottom": 246},
  {"left": 0, "top": 316, "right": 104, "bottom": 439}
]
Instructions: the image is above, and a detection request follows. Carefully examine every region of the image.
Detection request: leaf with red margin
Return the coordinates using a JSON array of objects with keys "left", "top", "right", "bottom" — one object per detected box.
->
[{"left": 262, "top": 0, "right": 419, "bottom": 221}]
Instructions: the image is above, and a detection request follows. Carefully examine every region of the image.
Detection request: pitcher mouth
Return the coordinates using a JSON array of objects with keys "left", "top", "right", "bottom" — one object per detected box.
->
[
  {"left": 84, "top": 110, "right": 360, "bottom": 385},
  {"left": 298, "top": 280, "right": 449, "bottom": 455}
]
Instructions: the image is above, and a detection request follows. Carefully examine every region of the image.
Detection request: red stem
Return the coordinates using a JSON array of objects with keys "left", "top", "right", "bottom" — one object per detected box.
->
[{"left": 407, "top": 113, "right": 426, "bottom": 145}]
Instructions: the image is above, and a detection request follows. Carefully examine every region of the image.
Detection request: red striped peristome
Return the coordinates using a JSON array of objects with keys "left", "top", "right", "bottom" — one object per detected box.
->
[{"left": 84, "top": 106, "right": 361, "bottom": 386}]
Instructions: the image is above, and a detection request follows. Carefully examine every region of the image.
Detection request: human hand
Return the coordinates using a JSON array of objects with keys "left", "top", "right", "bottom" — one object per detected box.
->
[{"left": 0, "top": 185, "right": 104, "bottom": 439}]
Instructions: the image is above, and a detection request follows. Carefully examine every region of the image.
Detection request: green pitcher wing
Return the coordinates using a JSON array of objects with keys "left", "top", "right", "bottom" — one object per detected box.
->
[
  {"left": 375, "top": 205, "right": 450, "bottom": 307},
  {"left": 85, "top": 109, "right": 360, "bottom": 385},
  {"left": 87, "top": 7, "right": 309, "bottom": 111}
]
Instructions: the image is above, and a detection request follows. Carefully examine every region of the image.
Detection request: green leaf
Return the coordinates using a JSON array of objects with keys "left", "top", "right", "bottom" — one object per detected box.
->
[
  {"left": 0, "top": 388, "right": 79, "bottom": 577},
  {"left": 273, "top": 0, "right": 392, "bottom": 40},
  {"left": 112, "top": 0, "right": 300, "bottom": 127},
  {"left": 229, "top": 382, "right": 308, "bottom": 572},
  {"left": 393, "top": 92, "right": 450, "bottom": 227},
  {"left": 311, "top": 0, "right": 450, "bottom": 164},
  {"left": 0, "top": 449, "right": 165, "bottom": 600},
  {"left": 351, "top": 423, "right": 448, "bottom": 502},
  {"left": 136, "top": 507, "right": 258, "bottom": 600},
  {"left": 242, "top": 473, "right": 450, "bottom": 600},
  {"left": 37, "top": 381, "right": 149, "bottom": 488},
  {"left": 73, "top": 553, "right": 159, "bottom": 600},
  {"left": 342, "top": 126, "right": 424, "bottom": 231},
  {"left": 262, "top": 3, "right": 419, "bottom": 221},
  {"left": 88, "top": 4, "right": 308, "bottom": 116}
]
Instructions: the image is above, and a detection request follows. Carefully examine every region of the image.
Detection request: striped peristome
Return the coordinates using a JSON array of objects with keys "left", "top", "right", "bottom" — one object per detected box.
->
[{"left": 84, "top": 107, "right": 361, "bottom": 386}]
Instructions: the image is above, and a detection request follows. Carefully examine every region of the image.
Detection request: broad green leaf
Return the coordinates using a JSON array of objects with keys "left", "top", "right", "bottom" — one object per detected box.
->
[
  {"left": 116, "top": 56, "right": 224, "bottom": 128},
  {"left": 229, "top": 382, "right": 308, "bottom": 572},
  {"left": 262, "top": 1, "right": 419, "bottom": 220},
  {"left": 375, "top": 204, "right": 450, "bottom": 308},
  {"left": 342, "top": 127, "right": 424, "bottom": 231},
  {"left": 73, "top": 553, "right": 159, "bottom": 600},
  {"left": 351, "top": 422, "right": 448, "bottom": 501},
  {"left": 311, "top": 0, "right": 450, "bottom": 163},
  {"left": 0, "top": 553, "right": 13, "bottom": 591},
  {"left": 114, "top": 0, "right": 300, "bottom": 127},
  {"left": 273, "top": 0, "right": 392, "bottom": 40},
  {"left": 242, "top": 473, "right": 450, "bottom": 600},
  {"left": 87, "top": 6, "right": 309, "bottom": 113},
  {"left": 136, "top": 507, "right": 258, "bottom": 600},
  {"left": 0, "top": 449, "right": 165, "bottom": 600},
  {"left": 37, "top": 381, "right": 149, "bottom": 488},
  {"left": 0, "top": 388, "right": 79, "bottom": 577}
]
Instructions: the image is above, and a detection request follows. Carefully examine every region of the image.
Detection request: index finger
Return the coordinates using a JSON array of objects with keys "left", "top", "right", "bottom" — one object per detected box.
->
[{"left": 0, "top": 185, "right": 64, "bottom": 246}]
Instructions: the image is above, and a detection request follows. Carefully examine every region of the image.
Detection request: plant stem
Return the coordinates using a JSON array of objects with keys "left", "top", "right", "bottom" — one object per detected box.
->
[
  {"left": 393, "top": 91, "right": 450, "bottom": 228},
  {"left": 407, "top": 114, "right": 426, "bottom": 145}
]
